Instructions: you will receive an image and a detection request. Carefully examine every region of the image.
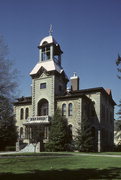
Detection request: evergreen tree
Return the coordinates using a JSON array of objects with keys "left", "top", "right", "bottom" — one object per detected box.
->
[
  {"left": 75, "top": 119, "right": 95, "bottom": 152},
  {"left": 45, "top": 109, "right": 72, "bottom": 152}
]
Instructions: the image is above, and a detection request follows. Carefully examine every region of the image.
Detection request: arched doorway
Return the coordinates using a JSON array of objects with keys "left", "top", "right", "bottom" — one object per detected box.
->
[{"left": 38, "top": 99, "right": 49, "bottom": 116}]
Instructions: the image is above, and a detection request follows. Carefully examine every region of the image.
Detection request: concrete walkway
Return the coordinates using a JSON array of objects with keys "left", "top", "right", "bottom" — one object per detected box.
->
[
  {"left": 0, "top": 151, "right": 121, "bottom": 158},
  {"left": 0, "top": 151, "right": 21, "bottom": 155},
  {"left": 75, "top": 153, "right": 121, "bottom": 158}
]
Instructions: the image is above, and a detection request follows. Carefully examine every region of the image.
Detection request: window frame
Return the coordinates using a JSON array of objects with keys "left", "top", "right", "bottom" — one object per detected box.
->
[
  {"left": 41, "top": 46, "right": 50, "bottom": 61},
  {"left": 62, "top": 103, "right": 66, "bottom": 116},
  {"left": 25, "top": 107, "right": 29, "bottom": 119},
  {"left": 68, "top": 103, "right": 73, "bottom": 116},
  {"left": 20, "top": 108, "right": 24, "bottom": 120},
  {"left": 40, "top": 83, "right": 46, "bottom": 89},
  {"left": 38, "top": 99, "right": 49, "bottom": 116}
]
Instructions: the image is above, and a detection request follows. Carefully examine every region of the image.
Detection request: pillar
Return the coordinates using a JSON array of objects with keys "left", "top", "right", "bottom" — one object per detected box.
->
[{"left": 98, "top": 130, "right": 101, "bottom": 152}]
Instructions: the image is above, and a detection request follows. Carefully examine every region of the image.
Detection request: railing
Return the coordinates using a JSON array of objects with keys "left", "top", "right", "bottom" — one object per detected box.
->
[{"left": 24, "top": 116, "right": 50, "bottom": 125}]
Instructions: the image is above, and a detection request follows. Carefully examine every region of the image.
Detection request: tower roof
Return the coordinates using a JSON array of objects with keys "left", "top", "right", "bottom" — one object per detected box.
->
[
  {"left": 30, "top": 60, "right": 68, "bottom": 80},
  {"left": 30, "top": 60, "right": 62, "bottom": 75},
  {"left": 39, "top": 35, "right": 58, "bottom": 47}
]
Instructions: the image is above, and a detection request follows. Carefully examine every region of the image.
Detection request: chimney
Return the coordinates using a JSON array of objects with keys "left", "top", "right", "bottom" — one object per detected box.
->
[{"left": 70, "top": 72, "right": 79, "bottom": 91}]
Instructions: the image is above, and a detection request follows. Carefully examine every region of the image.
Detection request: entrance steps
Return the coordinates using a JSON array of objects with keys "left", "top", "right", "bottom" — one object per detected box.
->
[{"left": 20, "top": 143, "right": 35, "bottom": 152}]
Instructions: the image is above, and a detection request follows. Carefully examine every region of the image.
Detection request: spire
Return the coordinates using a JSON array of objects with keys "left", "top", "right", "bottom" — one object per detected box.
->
[{"left": 49, "top": 24, "right": 53, "bottom": 36}]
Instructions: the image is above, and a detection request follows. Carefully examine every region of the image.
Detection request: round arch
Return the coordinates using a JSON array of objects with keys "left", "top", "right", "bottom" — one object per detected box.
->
[{"left": 38, "top": 99, "right": 49, "bottom": 116}]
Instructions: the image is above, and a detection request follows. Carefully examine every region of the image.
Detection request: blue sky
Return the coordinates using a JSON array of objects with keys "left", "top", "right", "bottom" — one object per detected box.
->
[{"left": 0, "top": 0, "right": 121, "bottom": 118}]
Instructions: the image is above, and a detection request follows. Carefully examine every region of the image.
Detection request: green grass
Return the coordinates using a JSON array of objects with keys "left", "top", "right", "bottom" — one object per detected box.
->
[
  {"left": 1, "top": 152, "right": 121, "bottom": 179},
  {"left": 0, "top": 155, "right": 121, "bottom": 173}
]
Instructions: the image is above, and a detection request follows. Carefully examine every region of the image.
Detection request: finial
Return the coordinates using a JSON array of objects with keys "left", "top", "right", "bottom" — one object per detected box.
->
[
  {"left": 73, "top": 72, "right": 77, "bottom": 77},
  {"left": 49, "top": 24, "right": 53, "bottom": 36}
]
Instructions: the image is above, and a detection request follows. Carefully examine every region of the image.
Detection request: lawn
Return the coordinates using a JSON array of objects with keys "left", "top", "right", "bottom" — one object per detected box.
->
[{"left": 0, "top": 152, "right": 121, "bottom": 179}]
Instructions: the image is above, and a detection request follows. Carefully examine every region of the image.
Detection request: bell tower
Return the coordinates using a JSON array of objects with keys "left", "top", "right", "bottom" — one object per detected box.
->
[
  {"left": 30, "top": 34, "right": 68, "bottom": 118},
  {"left": 38, "top": 35, "right": 62, "bottom": 66}
]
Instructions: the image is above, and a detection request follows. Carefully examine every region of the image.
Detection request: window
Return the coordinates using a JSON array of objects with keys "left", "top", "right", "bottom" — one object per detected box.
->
[
  {"left": 25, "top": 108, "right": 29, "bottom": 119},
  {"left": 62, "top": 104, "right": 66, "bottom": 116},
  {"left": 20, "top": 127, "right": 23, "bottom": 138},
  {"left": 40, "top": 83, "right": 46, "bottom": 89},
  {"left": 20, "top": 108, "right": 24, "bottom": 120},
  {"left": 68, "top": 103, "right": 73, "bottom": 116},
  {"left": 38, "top": 99, "right": 49, "bottom": 116},
  {"left": 41, "top": 46, "right": 50, "bottom": 61}
]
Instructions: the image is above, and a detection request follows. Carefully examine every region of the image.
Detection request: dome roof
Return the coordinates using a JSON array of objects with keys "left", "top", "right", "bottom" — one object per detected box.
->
[{"left": 39, "top": 35, "right": 58, "bottom": 46}]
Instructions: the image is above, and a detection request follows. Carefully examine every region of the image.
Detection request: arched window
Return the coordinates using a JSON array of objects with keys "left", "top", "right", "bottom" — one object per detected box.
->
[
  {"left": 62, "top": 104, "right": 66, "bottom": 116},
  {"left": 38, "top": 99, "right": 49, "bottom": 116},
  {"left": 41, "top": 42, "right": 50, "bottom": 61},
  {"left": 20, "top": 108, "right": 24, "bottom": 120},
  {"left": 25, "top": 108, "right": 29, "bottom": 119},
  {"left": 20, "top": 127, "right": 23, "bottom": 138},
  {"left": 68, "top": 103, "right": 73, "bottom": 116}
]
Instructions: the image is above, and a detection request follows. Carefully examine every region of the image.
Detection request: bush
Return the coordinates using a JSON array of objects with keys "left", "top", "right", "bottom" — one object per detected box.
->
[
  {"left": 5, "top": 146, "right": 16, "bottom": 151},
  {"left": 114, "top": 144, "right": 121, "bottom": 152},
  {"left": 45, "top": 142, "right": 56, "bottom": 152}
]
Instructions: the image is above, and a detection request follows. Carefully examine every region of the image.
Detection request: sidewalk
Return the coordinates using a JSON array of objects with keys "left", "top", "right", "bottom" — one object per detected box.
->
[
  {"left": 0, "top": 151, "right": 20, "bottom": 155},
  {"left": 76, "top": 153, "right": 121, "bottom": 158},
  {"left": 0, "top": 151, "right": 121, "bottom": 158}
]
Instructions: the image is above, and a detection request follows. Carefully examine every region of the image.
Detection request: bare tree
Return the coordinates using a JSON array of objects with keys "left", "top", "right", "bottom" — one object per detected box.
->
[
  {"left": 0, "top": 36, "right": 18, "bottom": 150},
  {"left": 0, "top": 35, "right": 18, "bottom": 99},
  {"left": 116, "top": 54, "right": 121, "bottom": 79},
  {"left": 115, "top": 54, "right": 121, "bottom": 121}
]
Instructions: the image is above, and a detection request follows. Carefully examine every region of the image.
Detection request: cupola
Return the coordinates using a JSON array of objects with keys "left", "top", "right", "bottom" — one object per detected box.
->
[{"left": 38, "top": 35, "right": 63, "bottom": 66}]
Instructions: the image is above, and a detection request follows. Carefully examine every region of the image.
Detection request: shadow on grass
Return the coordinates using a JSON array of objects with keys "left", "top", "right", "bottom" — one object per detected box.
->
[
  {"left": 0, "top": 168, "right": 121, "bottom": 180},
  {"left": 0, "top": 153, "right": 74, "bottom": 158}
]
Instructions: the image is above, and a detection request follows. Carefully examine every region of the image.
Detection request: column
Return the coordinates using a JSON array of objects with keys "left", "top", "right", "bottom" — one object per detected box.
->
[{"left": 98, "top": 130, "right": 101, "bottom": 152}]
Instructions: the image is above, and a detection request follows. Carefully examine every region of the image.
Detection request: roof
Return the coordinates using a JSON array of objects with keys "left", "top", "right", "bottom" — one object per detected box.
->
[
  {"left": 13, "top": 96, "right": 32, "bottom": 105},
  {"left": 39, "top": 35, "right": 57, "bottom": 46},
  {"left": 13, "top": 87, "right": 116, "bottom": 106},
  {"left": 56, "top": 93, "right": 91, "bottom": 101},
  {"left": 30, "top": 60, "right": 62, "bottom": 75},
  {"left": 75, "top": 87, "right": 116, "bottom": 105},
  {"left": 30, "top": 60, "right": 68, "bottom": 80},
  {"left": 56, "top": 87, "right": 116, "bottom": 105}
]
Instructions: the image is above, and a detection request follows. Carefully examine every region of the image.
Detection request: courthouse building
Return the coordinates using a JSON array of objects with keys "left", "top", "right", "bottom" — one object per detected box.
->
[{"left": 14, "top": 34, "right": 116, "bottom": 152}]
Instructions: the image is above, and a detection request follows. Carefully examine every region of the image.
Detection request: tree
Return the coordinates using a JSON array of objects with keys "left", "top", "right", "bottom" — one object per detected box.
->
[
  {"left": 117, "top": 100, "right": 121, "bottom": 119},
  {"left": 0, "top": 36, "right": 17, "bottom": 99},
  {"left": 45, "top": 109, "right": 72, "bottom": 152},
  {"left": 116, "top": 55, "right": 121, "bottom": 119},
  {"left": 30, "top": 125, "right": 44, "bottom": 152},
  {"left": 0, "top": 96, "right": 17, "bottom": 151},
  {"left": 0, "top": 36, "right": 18, "bottom": 151},
  {"left": 116, "top": 54, "right": 121, "bottom": 79},
  {"left": 75, "top": 119, "right": 95, "bottom": 152}
]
